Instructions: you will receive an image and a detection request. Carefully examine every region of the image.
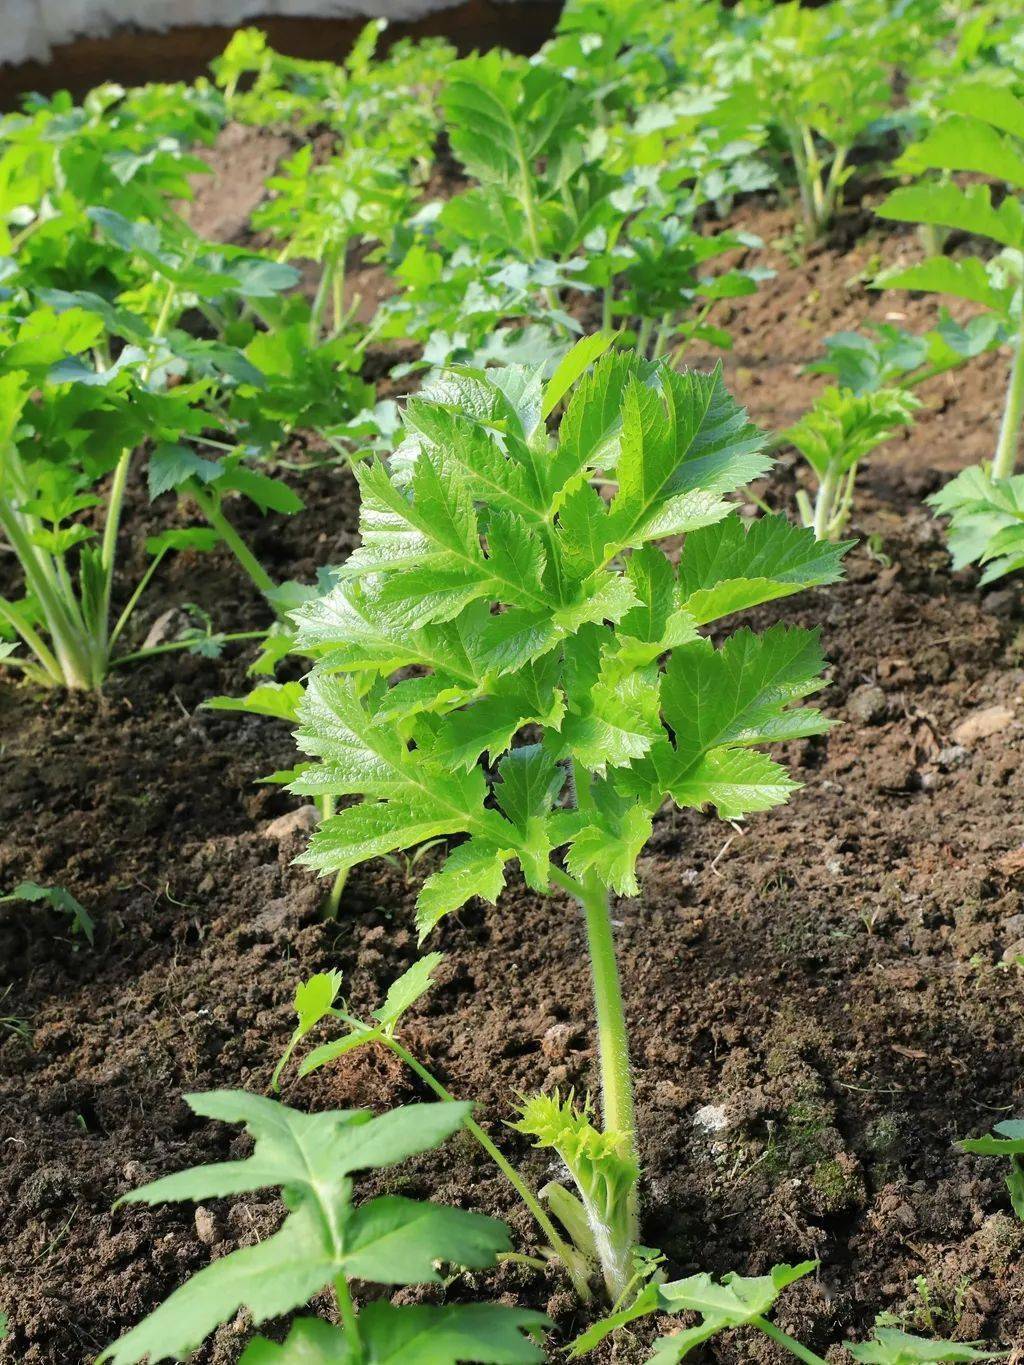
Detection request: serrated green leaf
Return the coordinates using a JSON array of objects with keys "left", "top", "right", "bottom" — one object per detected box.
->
[
  {"left": 243, "top": 1303, "right": 547, "bottom": 1364},
  {"left": 416, "top": 842, "right": 509, "bottom": 939},
  {"left": 357, "top": 1301, "right": 548, "bottom": 1364},
  {"left": 897, "top": 112, "right": 1024, "bottom": 189},
  {"left": 204, "top": 682, "right": 305, "bottom": 723},
  {"left": 542, "top": 333, "right": 617, "bottom": 420},
  {"left": 677, "top": 515, "right": 850, "bottom": 625},
  {"left": 144, "top": 528, "right": 220, "bottom": 557},
  {"left": 148, "top": 443, "right": 223, "bottom": 499},
  {"left": 667, "top": 748, "right": 800, "bottom": 819},
  {"left": 620, "top": 545, "right": 676, "bottom": 643},
  {"left": 604, "top": 366, "right": 769, "bottom": 555},
  {"left": 240, "top": 1318, "right": 356, "bottom": 1364},
  {"left": 846, "top": 1327, "right": 1006, "bottom": 1363},
  {"left": 270, "top": 969, "right": 346, "bottom": 1091},
  {"left": 874, "top": 258, "right": 1014, "bottom": 314},
  {"left": 373, "top": 952, "right": 445, "bottom": 1027},
  {"left": 342, "top": 1195, "right": 510, "bottom": 1283},
  {"left": 645, "top": 1320, "right": 725, "bottom": 1363},
  {"left": 100, "top": 1096, "right": 497, "bottom": 1364},
  {"left": 217, "top": 465, "right": 304, "bottom": 516},
  {"left": 876, "top": 183, "right": 1024, "bottom": 251},
  {"left": 658, "top": 1261, "right": 817, "bottom": 1324},
  {"left": 495, "top": 745, "right": 565, "bottom": 829},
  {"left": 0, "top": 880, "right": 94, "bottom": 943},
  {"left": 663, "top": 625, "right": 831, "bottom": 768},
  {"left": 565, "top": 803, "right": 652, "bottom": 897}
]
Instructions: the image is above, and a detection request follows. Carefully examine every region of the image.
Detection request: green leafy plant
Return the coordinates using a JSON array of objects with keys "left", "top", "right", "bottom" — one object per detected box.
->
[
  {"left": 847, "top": 1329, "right": 1007, "bottom": 1364},
  {"left": 274, "top": 957, "right": 592, "bottom": 1298},
  {"left": 809, "top": 316, "right": 1009, "bottom": 397},
  {"left": 212, "top": 22, "right": 449, "bottom": 164},
  {"left": 442, "top": 51, "right": 589, "bottom": 290},
  {"left": 572, "top": 1260, "right": 819, "bottom": 1359},
  {"left": 574, "top": 1264, "right": 1006, "bottom": 1364},
  {"left": 286, "top": 340, "right": 849, "bottom": 1300},
  {"left": 961, "top": 1119, "right": 1024, "bottom": 1220},
  {"left": 0, "top": 879, "right": 94, "bottom": 943},
  {"left": 731, "top": 1, "right": 892, "bottom": 232},
  {"left": 98, "top": 1093, "right": 547, "bottom": 1364},
  {"left": 875, "top": 79, "right": 1024, "bottom": 579},
  {"left": 783, "top": 386, "right": 919, "bottom": 540},
  {"left": 876, "top": 80, "right": 1024, "bottom": 483},
  {"left": 253, "top": 143, "right": 413, "bottom": 344},
  {"left": 928, "top": 467, "right": 1024, "bottom": 584}
]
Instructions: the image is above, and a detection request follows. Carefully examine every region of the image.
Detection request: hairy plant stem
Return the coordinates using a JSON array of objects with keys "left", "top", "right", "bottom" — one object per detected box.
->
[
  {"left": 577, "top": 872, "right": 636, "bottom": 1145},
  {"left": 384, "top": 1036, "right": 593, "bottom": 1300},
  {"left": 753, "top": 1316, "right": 828, "bottom": 1364},
  {"left": 993, "top": 304, "right": 1024, "bottom": 479},
  {"left": 514, "top": 141, "right": 558, "bottom": 313}
]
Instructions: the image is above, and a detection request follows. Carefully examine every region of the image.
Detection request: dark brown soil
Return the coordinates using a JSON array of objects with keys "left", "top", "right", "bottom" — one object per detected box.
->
[{"left": 2, "top": 125, "right": 1024, "bottom": 1365}]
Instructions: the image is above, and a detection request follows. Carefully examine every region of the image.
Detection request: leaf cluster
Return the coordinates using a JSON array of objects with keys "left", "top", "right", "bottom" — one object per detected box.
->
[
  {"left": 288, "top": 344, "right": 847, "bottom": 929},
  {"left": 99, "top": 1092, "right": 546, "bottom": 1364}
]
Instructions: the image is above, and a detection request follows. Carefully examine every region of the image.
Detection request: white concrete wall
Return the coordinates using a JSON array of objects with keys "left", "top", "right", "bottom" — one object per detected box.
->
[{"left": 1, "top": 0, "right": 468, "bottom": 66}]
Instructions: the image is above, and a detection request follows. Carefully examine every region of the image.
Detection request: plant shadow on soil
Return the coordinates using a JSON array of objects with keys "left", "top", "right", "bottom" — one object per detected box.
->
[{"left": 1, "top": 132, "right": 1024, "bottom": 1364}]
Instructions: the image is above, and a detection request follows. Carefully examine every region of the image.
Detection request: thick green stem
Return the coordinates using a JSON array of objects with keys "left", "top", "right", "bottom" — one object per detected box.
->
[
  {"left": 784, "top": 121, "right": 817, "bottom": 230},
  {"left": 822, "top": 144, "right": 849, "bottom": 224},
  {"left": 0, "top": 502, "right": 93, "bottom": 686},
  {"left": 385, "top": 1037, "right": 592, "bottom": 1301},
  {"left": 0, "top": 595, "right": 64, "bottom": 684},
  {"left": 601, "top": 286, "right": 614, "bottom": 333},
  {"left": 318, "top": 794, "right": 348, "bottom": 918},
  {"left": 189, "top": 487, "right": 278, "bottom": 603},
  {"left": 576, "top": 872, "right": 637, "bottom": 1150},
  {"left": 334, "top": 1274, "right": 361, "bottom": 1353},
  {"left": 651, "top": 312, "right": 674, "bottom": 361},
  {"left": 811, "top": 464, "right": 840, "bottom": 542},
  {"left": 753, "top": 1317, "right": 828, "bottom": 1365},
  {"left": 993, "top": 305, "right": 1024, "bottom": 479}
]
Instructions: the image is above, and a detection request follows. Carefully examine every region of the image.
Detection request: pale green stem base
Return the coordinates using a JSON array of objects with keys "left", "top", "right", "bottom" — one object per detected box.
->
[{"left": 993, "top": 306, "right": 1024, "bottom": 480}]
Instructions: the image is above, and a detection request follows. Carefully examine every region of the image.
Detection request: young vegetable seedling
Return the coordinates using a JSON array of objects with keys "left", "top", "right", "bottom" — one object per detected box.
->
[
  {"left": 98, "top": 1094, "right": 547, "bottom": 1364},
  {"left": 273, "top": 957, "right": 593, "bottom": 1298},
  {"left": 875, "top": 79, "right": 1024, "bottom": 577},
  {"left": 0, "top": 880, "right": 94, "bottom": 944},
  {"left": 573, "top": 1262, "right": 1006, "bottom": 1364},
  {"left": 961, "top": 1119, "right": 1024, "bottom": 1220},
  {"left": 784, "top": 386, "right": 919, "bottom": 540},
  {"left": 286, "top": 338, "right": 849, "bottom": 1302},
  {"left": 734, "top": 1, "right": 891, "bottom": 233}
]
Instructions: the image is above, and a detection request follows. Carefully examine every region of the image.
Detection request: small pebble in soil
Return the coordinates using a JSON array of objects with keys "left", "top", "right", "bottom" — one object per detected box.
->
[
  {"left": 951, "top": 703, "right": 1015, "bottom": 746},
  {"left": 262, "top": 805, "right": 320, "bottom": 840},
  {"left": 693, "top": 1103, "right": 731, "bottom": 1133},
  {"left": 846, "top": 684, "right": 888, "bottom": 725}
]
